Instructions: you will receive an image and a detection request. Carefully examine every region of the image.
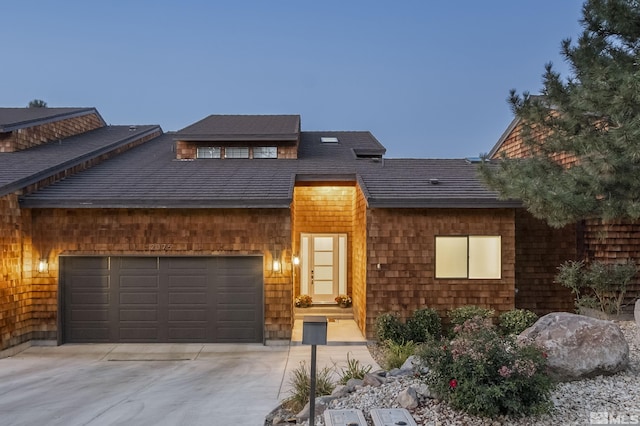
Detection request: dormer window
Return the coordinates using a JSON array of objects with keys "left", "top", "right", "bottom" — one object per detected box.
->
[
  {"left": 254, "top": 147, "right": 277, "bottom": 159},
  {"left": 197, "top": 147, "right": 221, "bottom": 159}
]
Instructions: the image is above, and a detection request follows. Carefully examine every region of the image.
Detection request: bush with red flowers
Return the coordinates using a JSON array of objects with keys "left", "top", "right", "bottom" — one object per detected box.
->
[{"left": 418, "top": 316, "right": 554, "bottom": 417}]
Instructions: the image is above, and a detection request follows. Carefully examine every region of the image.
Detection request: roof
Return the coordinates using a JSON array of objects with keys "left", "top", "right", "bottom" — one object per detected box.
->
[
  {"left": 174, "top": 115, "right": 301, "bottom": 142},
  {"left": 18, "top": 124, "right": 519, "bottom": 209},
  {"left": 0, "top": 107, "right": 105, "bottom": 132},
  {"left": 487, "top": 117, "right": 520, "bottom": 158},
  {"left": 0, "top": 125, "right": 161, "bottom": 197}
]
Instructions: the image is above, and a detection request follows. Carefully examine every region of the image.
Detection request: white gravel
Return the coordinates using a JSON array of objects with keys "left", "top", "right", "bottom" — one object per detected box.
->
[{"left": 312, "top": 321, "right": 640, "bottom": 426}]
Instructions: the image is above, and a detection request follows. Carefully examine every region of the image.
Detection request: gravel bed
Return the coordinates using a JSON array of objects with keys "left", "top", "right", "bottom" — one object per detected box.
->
[{"left": 285, "top": 320, "right": 639, "bottom": 426}]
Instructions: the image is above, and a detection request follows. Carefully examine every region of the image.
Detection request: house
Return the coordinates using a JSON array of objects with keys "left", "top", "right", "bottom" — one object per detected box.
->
[
  {"left": 0, "top": 107, "right": 576, "bottom": 353},
  {"left": 490, "top": 117, "right": 640, "bottom": 312}
]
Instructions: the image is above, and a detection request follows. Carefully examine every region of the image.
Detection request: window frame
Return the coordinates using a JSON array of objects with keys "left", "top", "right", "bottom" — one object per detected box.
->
[
  {"left": 224, "top": 147, "right": 250, "bottom": 159},
  {"left": 196, "top": 146, "right": 221, "bottom": 159},
  {"left": 434, "top": 235, "right": 502, "bottom": 280}
]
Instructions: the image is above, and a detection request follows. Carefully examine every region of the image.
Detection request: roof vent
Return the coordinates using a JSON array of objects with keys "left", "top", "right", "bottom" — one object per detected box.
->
[
  {"left": 320, "top": 136, "right": 339, "bottom": 144},
  {"left": 430, "top": 178, "right": 440, "bottom": 185},
  {"left": 129, "top": 125, "right": 137, "bottom": 131}
]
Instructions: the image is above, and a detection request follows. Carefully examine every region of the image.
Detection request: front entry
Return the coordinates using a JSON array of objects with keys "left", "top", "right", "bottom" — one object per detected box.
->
[{"left": 300, "top": 233, "right": 347, "bottom": 303}]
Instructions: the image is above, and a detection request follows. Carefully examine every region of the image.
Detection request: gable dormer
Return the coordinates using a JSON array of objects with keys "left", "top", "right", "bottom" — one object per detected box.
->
[
  {"left": 173, "top": 115, "right": 301, "bottom": 160},
  {"left": 0, "top": 107, "right": 106, "bottom": 153}
]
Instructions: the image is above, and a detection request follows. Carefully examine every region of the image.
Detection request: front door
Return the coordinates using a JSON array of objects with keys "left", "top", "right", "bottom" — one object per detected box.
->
[{"left": 300, "top": 233, "right": 347, "bottom": 304}]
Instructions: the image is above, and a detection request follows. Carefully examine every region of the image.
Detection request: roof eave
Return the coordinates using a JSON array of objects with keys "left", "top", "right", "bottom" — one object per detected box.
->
[
  {"left": 0, "top": 108, "right": 106, "bottom": 133},
  {"left": 366, "top": 198, "right": 523, "bottom": 209},
  {"left": 19, "top": 198, "right": 293, "bottom": 209}
]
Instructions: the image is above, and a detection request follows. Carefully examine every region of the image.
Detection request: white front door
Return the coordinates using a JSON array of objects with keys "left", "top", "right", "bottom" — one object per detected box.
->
[{"left": 300, "top": 233, "right": 347, "bottom": 304}]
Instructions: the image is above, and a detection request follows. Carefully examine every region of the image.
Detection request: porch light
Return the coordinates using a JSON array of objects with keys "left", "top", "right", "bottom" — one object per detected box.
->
[
  {"left": 292, "top": 256, "right": 300, "bottom": 266},
  {"left": 38, "top": 260, "right": 48, "bottom": 273},
  {"left": 273, "top": 260, "right": 281, "bottom": 272}
]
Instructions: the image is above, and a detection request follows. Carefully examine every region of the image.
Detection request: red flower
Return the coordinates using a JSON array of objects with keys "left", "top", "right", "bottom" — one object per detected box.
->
[
  {"left": 449, "top": 379, "right": 458, "bottom": 389},
  {"left": 442, "top": 345, "right": 447, "bottom": 351},
  {"left": 542, "top": 352, "right": 548, "bottom": 358}
]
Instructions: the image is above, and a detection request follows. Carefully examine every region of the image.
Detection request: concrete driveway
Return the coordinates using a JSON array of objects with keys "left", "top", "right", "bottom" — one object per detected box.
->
[{"left": 0, "top": 343, "right": 378, "bottom": 426}]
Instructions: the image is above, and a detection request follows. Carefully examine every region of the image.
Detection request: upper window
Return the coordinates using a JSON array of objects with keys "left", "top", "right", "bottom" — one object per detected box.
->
[
  {"left": 254, "top": 146, "right": 277, "bottom": 159},
  {"left": 435, "top": 236, "right": 501, "bottom": 279},
  {"left": 225, "top": 147, "right": 249, "bottom": 159},
  {"left": 197, "top": 147, "right": 221, "bottom": 159}
]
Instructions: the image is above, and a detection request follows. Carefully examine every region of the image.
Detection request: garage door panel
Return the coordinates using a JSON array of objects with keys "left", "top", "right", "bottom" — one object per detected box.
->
[
  {"left": 167, "top": 275, "right": 207, "bottom": 288},
  {"left": 120, "top": 309, "right": 157, "bottom": 321},
  {"left": 119, "top": 328, "right": 158, "bottom": 341},
  {"left": 71, "top": 292, "right": 109, "bottom": 304},
  {"left": 71, "top": 309, "right": 109, "bottom": 321},
  {"left": 169, "top": 309, "right": 206, "bottom": 321},
  {"left": 63, "top": 256, "right": 263, "bottom": 343},
  {"left": 120, "top": 292, "right": 158, "bottom": 304},
  {"left": 118, "top": 257, "right": 158, "bottom": 270},
  {"left": 71, "top": 327, "right": 110, "bottom": 341},
  {"left": 120, "top": 276, "right": 158, "bottom": 288}
]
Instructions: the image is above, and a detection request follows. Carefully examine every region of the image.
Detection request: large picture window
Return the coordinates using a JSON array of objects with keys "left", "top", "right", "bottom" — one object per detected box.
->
[{"left": 435, "top": 236, "right": 501, "bottom": 279}]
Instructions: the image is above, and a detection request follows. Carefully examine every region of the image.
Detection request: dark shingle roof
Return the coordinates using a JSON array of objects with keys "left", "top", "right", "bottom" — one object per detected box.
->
[
  {"left": 0, "top": 125, "right": 161, "bottom": 197},
  {"left": 0, "top": 107, "right": 105, "bottom": 132},
  {"left": 174, "top": 115, "right": 300, "bottom": 141},
  {"left": 19, "top": 125, "right": 519, "bottom": 209}
]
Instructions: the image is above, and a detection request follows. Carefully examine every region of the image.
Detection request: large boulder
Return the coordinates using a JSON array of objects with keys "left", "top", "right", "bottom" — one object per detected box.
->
[{"left": 519, "top": 312, "right": 629, "bottom": 381}]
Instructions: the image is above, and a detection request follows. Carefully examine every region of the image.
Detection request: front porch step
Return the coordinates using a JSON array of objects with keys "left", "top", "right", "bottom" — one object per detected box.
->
[{"left": 294, "top": 305, "right": 354, "bottom": 320}]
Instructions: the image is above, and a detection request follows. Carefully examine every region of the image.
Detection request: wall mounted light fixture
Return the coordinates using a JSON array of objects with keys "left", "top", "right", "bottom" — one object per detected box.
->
[
  {"left": 292, "top": 255, "right": 300, "bottom": 266},
  {"left": 272, "top": 259, "right": 281, "bottom": 273},
  {"left": 38, "top": 260, "right": 49, "bottom": 273}
]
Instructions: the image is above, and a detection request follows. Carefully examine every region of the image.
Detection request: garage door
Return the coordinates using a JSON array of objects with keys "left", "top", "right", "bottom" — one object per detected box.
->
[{"left": 61, "top": 256, "right": 263, "bottom": 343}]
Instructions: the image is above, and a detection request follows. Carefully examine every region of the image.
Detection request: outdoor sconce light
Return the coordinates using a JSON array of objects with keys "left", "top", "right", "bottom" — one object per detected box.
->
[
  {"left": 292, "top": 255, "right": 300, "bottom": 266},
  {"left": 38, "top": 260, "right": 48, "bottom": 273},
  {"left": 272, "top": 259, "right": 281, "bottom": 272}
]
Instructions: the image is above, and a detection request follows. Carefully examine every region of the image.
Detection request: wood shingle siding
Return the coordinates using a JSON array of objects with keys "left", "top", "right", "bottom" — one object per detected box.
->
[{"left": 364, "top": 208, "right": 516, "bottom": 338}]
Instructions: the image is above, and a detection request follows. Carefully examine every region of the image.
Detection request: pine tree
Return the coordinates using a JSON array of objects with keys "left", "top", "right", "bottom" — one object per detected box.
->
[
  {"left": 28, "top": 99, "right": 47, "bottom": 108},
  {"left": 480, "top": 0, "right": 640, "bottom": 228}
]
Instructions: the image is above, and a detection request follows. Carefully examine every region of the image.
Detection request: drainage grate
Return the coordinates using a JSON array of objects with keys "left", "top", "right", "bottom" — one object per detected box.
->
[
  {"left": 370, "top": 408, "right": 418, "bottom": 426},
  {"left": 324, "top": 409, "right": 367, "bottom": 426}
]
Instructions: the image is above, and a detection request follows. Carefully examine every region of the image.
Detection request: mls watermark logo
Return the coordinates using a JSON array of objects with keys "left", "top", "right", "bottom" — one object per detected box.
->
[{"left": 590, "top": 411, "right": 640, "bottom": 425}]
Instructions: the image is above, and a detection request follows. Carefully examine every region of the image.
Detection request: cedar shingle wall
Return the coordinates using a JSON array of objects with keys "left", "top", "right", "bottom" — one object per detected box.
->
[
  {"left": 514, "top": 210, "right": 576, "bottom": 314},
  {"left": 365, "top": 208, "right": 516, "bottom": 339},
  {"left": 352, "top": 185, "right": 368, "bottom": 333},
  {"left": 583, "top": 219, "right": 640, "bottom": 311},
  {"left": 27, "top": 208, "right": 293, "bottom": 341},
  {"left": 0, "top": 113, "right": 104, "bottom": 153},
  {"left": 0, "top": 194, "right": 32, "bottom": 351}
]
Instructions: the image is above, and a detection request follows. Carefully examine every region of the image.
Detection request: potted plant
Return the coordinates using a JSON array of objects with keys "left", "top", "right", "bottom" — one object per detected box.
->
[
  {"left": 295, "top": 294, "right": 313, "bottom": 308},
  {"left": 335, "top": 294, "right": 352, "bottom": 308}
]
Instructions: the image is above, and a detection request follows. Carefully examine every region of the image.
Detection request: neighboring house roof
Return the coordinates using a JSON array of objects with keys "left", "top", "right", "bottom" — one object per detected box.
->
[
  {"left": 19, "top": 125, "right": 519, "bottom": 209},
  {"left": 174, "top": 115, "right": 300, "bottom": 142},
  {"left": 0, "top": 107, "right": 105, "bottom": 132},
  {"left": 487, "top": 117, "right": 520, "bottom": 158},
  {"left": 0, "top": 125, "right": 161, "bottom": 197}
]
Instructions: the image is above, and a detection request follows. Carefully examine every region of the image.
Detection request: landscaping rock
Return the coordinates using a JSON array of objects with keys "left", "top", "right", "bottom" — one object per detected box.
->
[
  {"left": 400, "top": 355, "right": 418, "bottom": 371},
  {"left": 363, "top": 371, "right": 386, "bottom": 387},
  {"left": 296, "top": 395, "right": 335, "bottom": 421},
  {"left": 520, "top": 312, "right": 629, "bottom": 381},
  {"left": 330, "top": 384, "right": 349, "bottom": 398},
  {"left": 396, "top": 386, "right": 419, "bottom": 409},
  {"left": 345, "top": 378, "right": 363, "bottom": 391}
]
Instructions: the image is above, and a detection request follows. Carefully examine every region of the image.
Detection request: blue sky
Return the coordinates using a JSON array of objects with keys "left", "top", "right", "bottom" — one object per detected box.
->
[{"left": 3, "top": 1, "right": 584, "bottom": 158}]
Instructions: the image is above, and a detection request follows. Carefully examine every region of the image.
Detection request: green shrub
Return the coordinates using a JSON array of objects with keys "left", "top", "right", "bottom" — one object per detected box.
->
[
  {"left": 382, "top": 340, "right": 418, "bottom": 370},
  {"left": 499, "top": 309, "right": 538, "bottom": 335},
  {"left": 338, "top": 352, "right": 372, "bottom": 385},
  {"left": 407, "top": 307, "right": 442, "bottom": 342},
  {"left": 556, "top": 260, "right": 638, "bottom": 314},
  {"left": 375, "top": 312, "right": 406, "bottom": 343},
  {"left": 418, "top": 317, "right": 554, "bottom": 417},
  {"left": 448, "top": 305, "right": 495, "bottom": 329},
  {"left": 282, "top": 361, "right": 335, "bottom": 412}
]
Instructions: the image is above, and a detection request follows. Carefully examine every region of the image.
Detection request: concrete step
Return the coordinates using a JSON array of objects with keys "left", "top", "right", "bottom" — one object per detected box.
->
[{"left": 294, "top": 305, "right": 354, "bottom": 320}]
